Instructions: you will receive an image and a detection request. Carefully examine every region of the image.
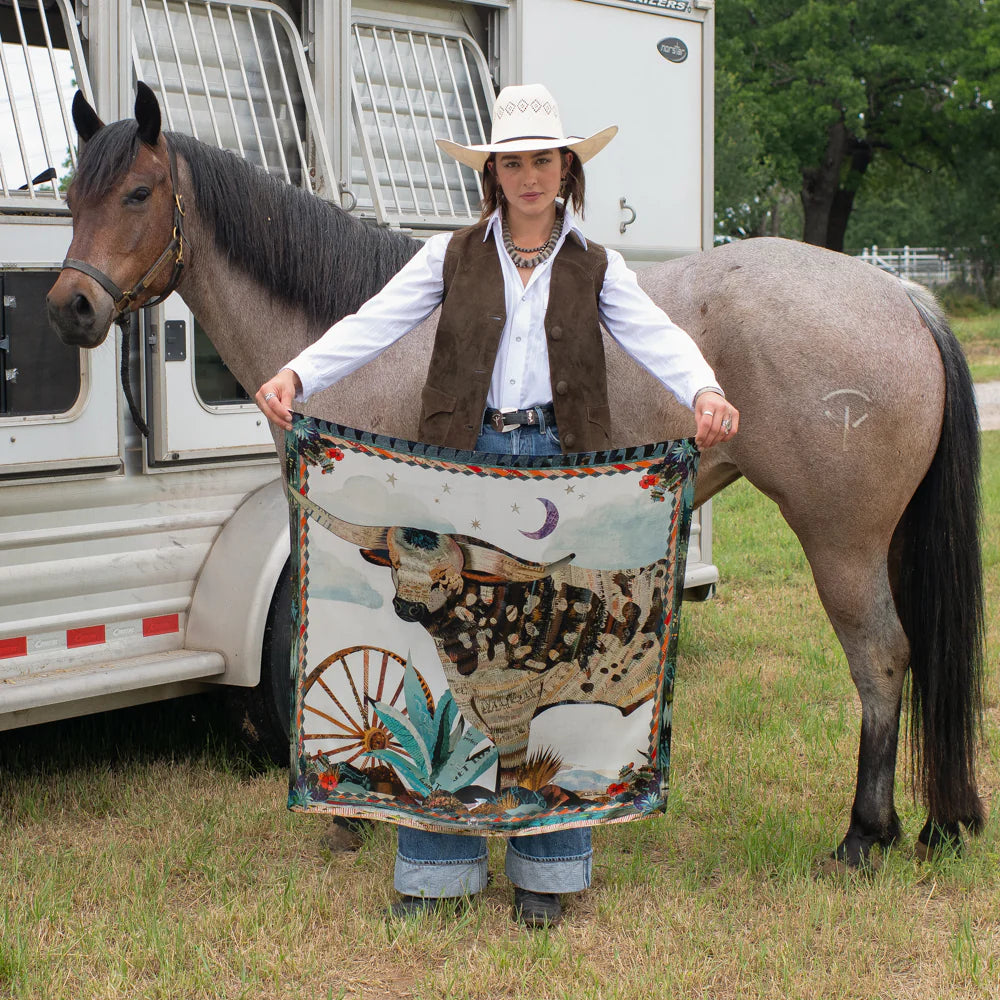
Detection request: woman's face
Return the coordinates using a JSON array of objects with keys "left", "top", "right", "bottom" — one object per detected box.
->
[{"left": 491, "top": 149, "right": 573, "bottom": 224}]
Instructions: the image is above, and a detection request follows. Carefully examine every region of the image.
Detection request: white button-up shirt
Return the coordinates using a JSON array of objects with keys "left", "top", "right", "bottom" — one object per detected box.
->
[{"left": 287, "top": 208, "right": 721, "bottom": 410}]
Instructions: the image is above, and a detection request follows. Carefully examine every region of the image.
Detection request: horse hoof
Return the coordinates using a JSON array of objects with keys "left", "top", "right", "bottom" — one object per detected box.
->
[
  {"left": 963, "top": 812, "right": 986, "bottom": 837},
  {"left": 914, "top": 835, "right": 963, "bottom": 863},
  {"left": 817, "top": 855, "right": 852, "bottom": 878},
  {"left": 319, "top": 818, "right": 366, "bottom": 852},
  {"left": 817, "top": 850, "right": 882, "bottom": 878},
  {"left": 915, "top": 818, "right": 965, "bottom": 861}
]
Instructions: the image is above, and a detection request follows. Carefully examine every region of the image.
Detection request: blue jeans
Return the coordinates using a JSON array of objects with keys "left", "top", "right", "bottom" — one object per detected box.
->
[{"left": 395, "top": 413, "right": 592, "bottom": 898}]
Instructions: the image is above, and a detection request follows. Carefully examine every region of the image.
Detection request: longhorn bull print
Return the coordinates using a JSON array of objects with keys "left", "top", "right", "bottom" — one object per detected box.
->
[{"left": 290, "top": 489, "right": 672, "bottom": 788}]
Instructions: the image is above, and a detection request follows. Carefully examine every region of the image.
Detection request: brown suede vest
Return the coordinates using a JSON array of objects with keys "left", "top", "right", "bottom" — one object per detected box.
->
[{"left": 417, "top": 219, "right": 610, "bottom": 452}]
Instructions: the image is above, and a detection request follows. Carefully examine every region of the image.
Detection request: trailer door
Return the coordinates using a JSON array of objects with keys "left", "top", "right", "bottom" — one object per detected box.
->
[
  {"left": 347, "top": 10, "right": 495, "bottom": 229},
  {"left": 0, "top": 2, "right": 120, "bottom": 479},
  {"left": 521, "top": 0, "right": 711, "bottom": 255}
]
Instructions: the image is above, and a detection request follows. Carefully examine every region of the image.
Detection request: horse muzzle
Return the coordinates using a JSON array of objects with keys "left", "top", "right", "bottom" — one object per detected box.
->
[{"left": 46, "top": 271, "right": 114, "bottom": 348}]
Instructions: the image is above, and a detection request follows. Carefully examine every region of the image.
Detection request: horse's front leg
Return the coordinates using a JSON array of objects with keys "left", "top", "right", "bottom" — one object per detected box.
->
[{"left": 805, "top": 545, "right": 910, "bottom": 867}]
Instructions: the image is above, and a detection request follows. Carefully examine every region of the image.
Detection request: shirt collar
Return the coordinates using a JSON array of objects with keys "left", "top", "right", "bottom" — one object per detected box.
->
[{"left": 482, "top": 205, "right": 588, "bottom": 250}]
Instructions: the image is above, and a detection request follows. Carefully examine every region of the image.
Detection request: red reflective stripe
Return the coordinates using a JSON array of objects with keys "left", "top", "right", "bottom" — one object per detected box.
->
[
  {"left": 66, "top": 625, "right": 105, "bottom": 648},
  {"left": 142, "top": 614, "right": 179, "bottom": 637},
  {"left": 0, "top": 637, "right": 28, "bottom": 659}
]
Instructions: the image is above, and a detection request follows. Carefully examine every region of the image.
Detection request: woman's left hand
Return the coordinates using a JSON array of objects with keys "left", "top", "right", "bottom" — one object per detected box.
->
[{"left": 694, "top": 391, "right": 739, "bottom": 449}]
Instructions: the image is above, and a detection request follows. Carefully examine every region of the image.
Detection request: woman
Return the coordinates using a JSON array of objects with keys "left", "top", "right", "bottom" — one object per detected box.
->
[{"left": 257, "top": 83, "right": 739, "bottom": 927}]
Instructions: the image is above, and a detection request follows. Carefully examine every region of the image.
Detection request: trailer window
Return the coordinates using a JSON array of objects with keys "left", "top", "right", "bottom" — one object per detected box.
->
[
  {"left": 131, "top": 0, "right": 337, "bottom": 198},
  {"left": 0, "top": 0, "right": 89, "bottom": 209},
  {"left": 193, "top": 319, "right": 249, "bottom": 405},
  {"left": 350, "top": 21, "right": 494, "bottom": 228},
  {"left": 1, "top": 271, "right": 81, "bottom": 417}
]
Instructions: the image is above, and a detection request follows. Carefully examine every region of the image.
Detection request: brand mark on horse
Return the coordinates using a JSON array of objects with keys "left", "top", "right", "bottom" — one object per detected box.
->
[{"left": 823, "top": 388, "right": 872, "bottom": 451}]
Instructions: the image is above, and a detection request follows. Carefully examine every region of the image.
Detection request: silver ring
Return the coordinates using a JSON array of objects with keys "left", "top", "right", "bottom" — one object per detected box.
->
[
  {"left": 263, "top": 392, "right": 277, "bottom": 402},
  {"left": 722, "top": 417, "right": 732, "bottom": 433},
  {"left": 703, "top": 410, "right": 714, "bottom": 417}
]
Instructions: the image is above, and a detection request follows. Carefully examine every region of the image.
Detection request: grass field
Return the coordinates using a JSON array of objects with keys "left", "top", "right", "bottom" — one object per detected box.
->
[
  {"left": 2, "top": 436, "right": 998, "bottom": 1000},
  {"left": 952, "top": 311, "right": 1000, "bottom": 382}
]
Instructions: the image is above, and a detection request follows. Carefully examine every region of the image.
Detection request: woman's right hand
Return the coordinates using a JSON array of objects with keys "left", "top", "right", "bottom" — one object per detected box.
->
[
  {"left": 255, "top": 368, "right": 301, "bottom": 431},
  {"left": 694, "top": 390, "right": 739, "bottom": 450}
]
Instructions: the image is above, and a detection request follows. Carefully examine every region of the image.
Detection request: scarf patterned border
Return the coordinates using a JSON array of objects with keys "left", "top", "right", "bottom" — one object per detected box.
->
[{"left": 286, "top": 417, "right": 698, "bottom": 834}]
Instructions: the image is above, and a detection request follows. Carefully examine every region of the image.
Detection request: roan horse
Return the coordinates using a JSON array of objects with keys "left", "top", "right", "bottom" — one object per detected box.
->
[{"left": 47, "top": 85, "right": 985, "bottom": 869}]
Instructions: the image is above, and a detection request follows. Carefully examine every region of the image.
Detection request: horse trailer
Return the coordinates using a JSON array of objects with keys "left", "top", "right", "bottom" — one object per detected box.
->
[{"left": 0, "top": 0, "right": 717, "bottom": 753}]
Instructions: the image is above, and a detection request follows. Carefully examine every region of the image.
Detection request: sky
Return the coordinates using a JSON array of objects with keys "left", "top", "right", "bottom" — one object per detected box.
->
[{"left": 1, "top": 42, "right": 77, "bottom": 194}]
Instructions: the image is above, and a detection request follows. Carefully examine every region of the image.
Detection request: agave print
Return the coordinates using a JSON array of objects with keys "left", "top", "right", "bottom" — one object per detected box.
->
[{"left": 368, "top": 654, "right": 498, "bottom": 797}]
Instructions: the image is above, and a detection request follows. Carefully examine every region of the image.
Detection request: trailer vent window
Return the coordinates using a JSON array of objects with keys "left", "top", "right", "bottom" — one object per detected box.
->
[
  {"left": 1, "top": 272, "right": 81, "bottom": 418},
  {"left": 350, "top": 23, "right": 494, "bottom": 228},
  {"left": 131, "top": 0, "right": 337, "bottom": 198},
  {"left": 193, "top": 319, "right": 249, "bottom": 405},
  {"left": 0, "top": 0, "right": 91, "bottom": 208}
]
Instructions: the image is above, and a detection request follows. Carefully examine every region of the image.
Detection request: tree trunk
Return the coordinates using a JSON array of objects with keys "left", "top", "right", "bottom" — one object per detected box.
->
[
  {"left": 801, "top": 120, "right": 875, "bottom": 251},
  {"left": 801, "top": 120, "right": 850, "bottom": 247},
  {"left": 826, "top": 143, "right": 874, "bottom": 252}
]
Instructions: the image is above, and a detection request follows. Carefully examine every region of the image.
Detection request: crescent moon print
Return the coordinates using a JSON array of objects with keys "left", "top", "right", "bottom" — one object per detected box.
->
[{"left": 520, "top": 497, "right": 560, "bottom": 539}]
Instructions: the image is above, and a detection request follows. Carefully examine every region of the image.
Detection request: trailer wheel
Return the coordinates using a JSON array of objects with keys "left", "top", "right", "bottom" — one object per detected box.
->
[{"left": 230, "top": 559, "right": 293, "bottom": 765}]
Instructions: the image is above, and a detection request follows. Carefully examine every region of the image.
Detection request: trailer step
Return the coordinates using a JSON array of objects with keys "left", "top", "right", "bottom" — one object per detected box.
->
[{"left": 0, "top": 649, "right": 226, "bottom": 716}]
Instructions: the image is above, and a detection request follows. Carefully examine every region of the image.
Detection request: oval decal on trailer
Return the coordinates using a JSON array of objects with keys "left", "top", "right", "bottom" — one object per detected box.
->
[{"left": 657, "top": 38, "right": 689, "bottom": 64}]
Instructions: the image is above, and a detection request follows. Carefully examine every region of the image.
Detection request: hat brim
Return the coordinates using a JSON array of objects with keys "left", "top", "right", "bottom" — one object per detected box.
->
[{"left": 436, "top": 125, "right": 618, "bottom": 172}]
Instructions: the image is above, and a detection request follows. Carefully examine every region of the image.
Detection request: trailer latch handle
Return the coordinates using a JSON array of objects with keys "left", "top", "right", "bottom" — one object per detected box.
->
[{"left": 619, "top": 197, "right": 636, "bottom": 234}]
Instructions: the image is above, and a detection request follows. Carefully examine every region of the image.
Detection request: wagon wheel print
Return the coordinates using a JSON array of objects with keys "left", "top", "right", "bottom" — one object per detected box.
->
[{"left": 300, "top": 645, "right": 433, "bottom": 771}]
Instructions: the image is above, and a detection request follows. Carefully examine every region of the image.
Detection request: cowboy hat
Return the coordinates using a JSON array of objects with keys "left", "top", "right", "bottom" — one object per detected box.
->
[{"left": 436, "top": 83, "right": 618, "bottom": 172}]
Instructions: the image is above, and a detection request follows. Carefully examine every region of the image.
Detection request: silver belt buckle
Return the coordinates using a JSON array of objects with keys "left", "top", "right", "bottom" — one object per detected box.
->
[{"left": 500, "top": 406, "right": 518, "bottom": 433}]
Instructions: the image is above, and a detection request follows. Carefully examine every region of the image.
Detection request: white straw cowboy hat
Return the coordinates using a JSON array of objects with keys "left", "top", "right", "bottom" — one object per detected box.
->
[{"left": 436, "top": 83, "right": 618, "bottom": 172}]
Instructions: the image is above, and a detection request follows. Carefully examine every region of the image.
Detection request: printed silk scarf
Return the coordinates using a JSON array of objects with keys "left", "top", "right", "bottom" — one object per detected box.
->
[{"left": 285, "top": 415, "right": 698, "bottom": 834}]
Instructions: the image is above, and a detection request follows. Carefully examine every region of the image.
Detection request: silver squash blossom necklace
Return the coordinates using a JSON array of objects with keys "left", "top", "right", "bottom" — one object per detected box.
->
[{"left": 502, "top": 205, "right": 564, "bottom": 269}]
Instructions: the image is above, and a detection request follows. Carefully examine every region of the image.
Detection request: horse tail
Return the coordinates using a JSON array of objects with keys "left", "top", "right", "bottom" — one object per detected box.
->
[{"left": 898, "top": 280, "right": 985, "bottom": 830}]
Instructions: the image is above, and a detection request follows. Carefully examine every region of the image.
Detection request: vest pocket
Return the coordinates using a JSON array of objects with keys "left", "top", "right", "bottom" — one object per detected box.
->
[
  {"left": 586, "top": 403, "right": 612, "bottom": 441},
  {"left": 419, "top": 383, "right": 458, "bottom": 442}
]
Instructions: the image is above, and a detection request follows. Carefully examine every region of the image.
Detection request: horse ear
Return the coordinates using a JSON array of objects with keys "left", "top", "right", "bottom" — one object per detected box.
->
[
  {"left": 72, "top": 91, "right": 105, "bottom": 143},
  {"left": 134, "top": 81, "right": 161, "bottom": 146}
]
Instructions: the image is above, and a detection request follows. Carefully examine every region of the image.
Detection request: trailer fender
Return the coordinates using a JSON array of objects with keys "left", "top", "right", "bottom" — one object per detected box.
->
[{"left": 186, "top": 477, "right": 290, "bottom": 687}]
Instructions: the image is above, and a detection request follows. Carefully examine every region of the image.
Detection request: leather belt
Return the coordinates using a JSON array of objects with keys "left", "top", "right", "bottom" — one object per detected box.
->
[{"left": 484, "top": 405, "right": 555, "bottom": 433}]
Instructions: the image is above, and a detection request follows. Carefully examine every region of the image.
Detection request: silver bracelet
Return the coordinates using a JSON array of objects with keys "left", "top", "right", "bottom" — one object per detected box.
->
[{"left": 693, "top": 386, "right": 725, "bottom": 404}]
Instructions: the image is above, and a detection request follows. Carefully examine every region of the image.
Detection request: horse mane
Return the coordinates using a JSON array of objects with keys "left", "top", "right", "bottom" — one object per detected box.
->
[{"left": 72, "top": 121, "right": 423, "bottom": 327}]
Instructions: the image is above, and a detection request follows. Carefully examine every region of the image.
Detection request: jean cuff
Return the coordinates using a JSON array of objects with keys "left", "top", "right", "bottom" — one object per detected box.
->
[
  {"left": 505, "top": 843, "right": 593, "bottom": 893},
  {"left": 394, "top": 846, "right": 489, "bottom": 899}
]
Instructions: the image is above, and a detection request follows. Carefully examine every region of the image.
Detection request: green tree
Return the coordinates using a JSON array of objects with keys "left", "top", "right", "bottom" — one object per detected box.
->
[
  {"left": 714, "top": 67, "right": 801, "bottom": 241},
  {"left": 841, "top": 157, "right": 945, "bottom": 250},
  {"left": 716, "top": 0, "right": 989, "bottom": 251},
  {"left": 937, "top": 8, "right": 1000, "bottom": 287}
]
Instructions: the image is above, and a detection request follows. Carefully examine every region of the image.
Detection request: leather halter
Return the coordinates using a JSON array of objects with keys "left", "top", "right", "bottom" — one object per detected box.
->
[
  {"left": 62, "top": 140, "right": 187, "bottom": 320},
  {"left": 60, "top": 140, "right": 187, "bottom": 439}
]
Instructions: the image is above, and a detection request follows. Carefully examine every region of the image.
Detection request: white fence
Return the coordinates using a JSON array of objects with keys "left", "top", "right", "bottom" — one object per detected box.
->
[{"left": 856, "top": 246, "right": 953, "bottom": 285}]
